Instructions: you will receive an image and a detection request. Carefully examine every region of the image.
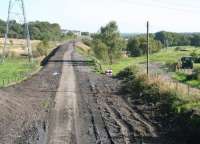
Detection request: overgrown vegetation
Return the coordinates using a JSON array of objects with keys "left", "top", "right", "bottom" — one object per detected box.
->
[
  {"left": 127, "top": 36, "right": 162, "bottom": 57},
  {"left": 86, "top": 21, "right": 126, "bottom": 65},
  {"left": 154, "top": 31, "right": 200, "bottom": 47},
  {"left": 173, "top": 65, "right": 200, "bottom": 88},
  {"left": 117, "top": 66, "right": 200, "bottom": 143}
]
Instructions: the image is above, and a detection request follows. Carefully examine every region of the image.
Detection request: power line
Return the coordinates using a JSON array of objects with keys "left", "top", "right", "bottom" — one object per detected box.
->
[{"left": 2, "top": 0, "right": 33, "bottom": 63}]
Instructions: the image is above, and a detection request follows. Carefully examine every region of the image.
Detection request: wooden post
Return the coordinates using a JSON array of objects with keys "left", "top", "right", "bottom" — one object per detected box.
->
[
  {"left": 188, "top": 85, "right": 190, "bottom": 96},
  {"left": 147, "top": 21, "right": 149, "bottom": 77}
]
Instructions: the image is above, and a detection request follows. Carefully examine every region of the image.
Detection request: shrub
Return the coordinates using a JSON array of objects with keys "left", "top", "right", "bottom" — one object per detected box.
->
[
  {"left": 117, "top": 66, "right": 200, "bottom": 142},
  {"left": 36, "top": 40, "right": 50, "bottom": 56},
  {"left": 193, "top": 66, "right": 200, "bottom": 80},
  {"left": 116, "top": 65, "right": 138, "bottom": 79}
]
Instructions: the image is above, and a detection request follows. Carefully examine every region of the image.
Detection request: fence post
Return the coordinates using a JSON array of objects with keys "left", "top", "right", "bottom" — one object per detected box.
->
[{"left": 176, "top": 81, "right": 178, "bottom": 90}]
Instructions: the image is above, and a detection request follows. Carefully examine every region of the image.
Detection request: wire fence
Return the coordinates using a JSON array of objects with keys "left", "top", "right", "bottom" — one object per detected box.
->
[{"left": 148, "top": 71, "right": 200, "bottom": 97}]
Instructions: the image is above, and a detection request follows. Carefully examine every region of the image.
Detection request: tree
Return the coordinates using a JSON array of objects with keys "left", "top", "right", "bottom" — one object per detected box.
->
[
  {"left": 92, "top": 39, "right": 109, "bottom": 62},
  {"left": 191, "top": 34, "right": 200, "bottom": 46},
  {"left": 127, "top": 38, "right": 141, "bottom": 56},
  {"left": 155, "top": 31, "right": 173, "bottom": 47},
  {"left": 36, "top": 40, "right": 50, "bottom": 56},
  {"left": 0, "top": 19, "right": 6, "bottom": 37},
  {"left": 126, "top": 36, "right": 162, "bottom": 57},
  {"left": 96, "top": 21, "right": 125, "bottom": 64}
]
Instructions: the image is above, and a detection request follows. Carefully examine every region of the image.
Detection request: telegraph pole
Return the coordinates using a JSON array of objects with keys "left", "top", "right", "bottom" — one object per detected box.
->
[
  {"left": 146, "top": 21, "right": 149, "bottom": 76},
  {"left": 2, "top": 0, "right": 33, "bottom": 63}
]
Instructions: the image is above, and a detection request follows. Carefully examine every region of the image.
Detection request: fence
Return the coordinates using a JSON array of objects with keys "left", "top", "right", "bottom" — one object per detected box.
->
[{"left": 148, "top": 71, "right": 200, "bottom": 97}]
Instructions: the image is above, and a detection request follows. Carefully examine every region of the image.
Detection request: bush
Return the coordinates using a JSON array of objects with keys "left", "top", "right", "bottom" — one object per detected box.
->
[
  {"left": 116, "top": 65, "right": 138, "bottom": 79},
  {"left": 127, "top": 37, "right": 163, "bottom": 57},
  {"left": 193, "top": 57, "right": 200, "bottom": 63},
  {"left": 36, "top": 40, "right": 50, "bottom": 56},
  {"left": 193, "top": 66, "right": 200, "bottom": 80},
  {"left": 117, "top": 66, "right": 200, "bottom": 142}
]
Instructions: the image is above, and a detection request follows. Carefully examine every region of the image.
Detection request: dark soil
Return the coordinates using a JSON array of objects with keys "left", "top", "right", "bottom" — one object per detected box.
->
[
  {"left": 0, "top": 42, "right": 185, "bottom": 144},
  {"left": 0, "top": 43, "right": 68, "bottom": 144}
]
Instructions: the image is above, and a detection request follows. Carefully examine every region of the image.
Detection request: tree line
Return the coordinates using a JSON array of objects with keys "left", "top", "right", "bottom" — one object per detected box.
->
[
  {"left": 126, "top": 31, "right": 200, "bottom": 57},
  {"left": 154, "top": 31, "right": 200, "bottom": 47},
  {"left": 0, "top": 19, "right": 66, "bottom": 41},
  {"left": 84, "top": 22, "right": 200, "bottom": 65}
]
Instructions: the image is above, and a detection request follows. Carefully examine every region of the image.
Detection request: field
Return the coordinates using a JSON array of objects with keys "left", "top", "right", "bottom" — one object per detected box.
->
[
  {"left": 0, "top": 38, "right": 62, "bottom": 87},
  {"left": 0, "top": 38, "right": 40, "bottom": 56},
  {"left": 101, "top": 46, "right": 200, "bottom": 74}
]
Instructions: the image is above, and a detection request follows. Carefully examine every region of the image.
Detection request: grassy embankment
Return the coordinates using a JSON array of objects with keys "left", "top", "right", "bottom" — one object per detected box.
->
[
  {"left": 117, "top": 66, "right": 200, "bottom": 142},
  {"left": 0, "top": 38, "right": 66, "bottom": 87}
]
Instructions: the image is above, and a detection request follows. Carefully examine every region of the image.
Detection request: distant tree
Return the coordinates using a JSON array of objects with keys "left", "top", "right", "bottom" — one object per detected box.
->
[
  {"left": 191, "top": 34, "right": 200, "bottom": 46},
  {"left": 81, "top": 32, "right": 90, "bottom": 36},
  {"left": 96, "top": 21, "right": 126, "bottom": 64},
  {"left": 127, "top": 36, "right": 162, "bottom": 57},
  {"left": 0, "top": 19, "right": 6, "bottom": 37},
  {"left": 155, "top": 31, "right": 173, "bottom": 47},
  {"left": 127, "top": 38, "right": 141, "bottom": 56},
  {"left": 92, "top": 39, "right": 109, "bottom": 62}
]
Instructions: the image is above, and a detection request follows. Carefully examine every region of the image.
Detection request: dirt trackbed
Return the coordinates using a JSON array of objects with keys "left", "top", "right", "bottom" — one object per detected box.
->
[{"left": 0, "top": 42, "right": 179, "bottom": 144}]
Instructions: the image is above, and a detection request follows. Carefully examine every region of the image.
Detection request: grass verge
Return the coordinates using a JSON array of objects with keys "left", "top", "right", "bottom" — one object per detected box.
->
[{"left": 0, "top": 58, "right": 40, "bottom": 87}]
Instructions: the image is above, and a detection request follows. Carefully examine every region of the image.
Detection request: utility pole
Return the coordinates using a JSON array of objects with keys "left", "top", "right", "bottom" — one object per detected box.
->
[
  {"left": 2, "top": 0, "right": 33, "bottom": 63},
  {"left": 146, "top": 21, "right": 149, "bottom": 76}
]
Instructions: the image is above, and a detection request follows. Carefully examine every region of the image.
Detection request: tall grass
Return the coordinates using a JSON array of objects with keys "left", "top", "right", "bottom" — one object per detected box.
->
[{"left": 117, "top": 65, "right": 200, "bottom": 142}]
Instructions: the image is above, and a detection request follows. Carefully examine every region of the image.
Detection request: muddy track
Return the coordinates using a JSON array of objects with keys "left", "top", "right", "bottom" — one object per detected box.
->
[
  {"left": 0, "top": 43, "right": 68, "bottom": 143},
  {"left": 0, "top": 42, "right": 179, "bottom": 144},
  {"left": 72, "top": 50, "right": 178, "bottom": 144}
]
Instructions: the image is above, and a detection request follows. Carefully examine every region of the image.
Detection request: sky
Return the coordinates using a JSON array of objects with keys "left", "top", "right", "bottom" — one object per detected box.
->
[{"left": 0, "top": 0, "right": 200, "bottom": 33}]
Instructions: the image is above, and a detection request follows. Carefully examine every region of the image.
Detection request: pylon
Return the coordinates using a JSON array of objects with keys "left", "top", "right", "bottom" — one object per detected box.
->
[{"left": 2, "top": 0, "right": 33, "bottom": 63}]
